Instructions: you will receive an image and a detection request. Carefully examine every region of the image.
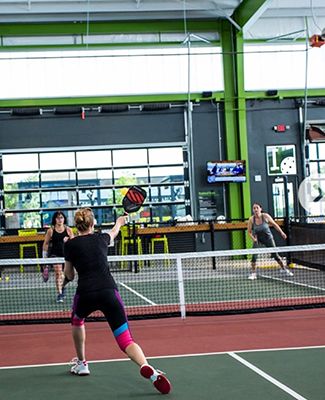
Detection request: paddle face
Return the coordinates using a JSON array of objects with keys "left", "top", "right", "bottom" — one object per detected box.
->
[{"left": 122, "top": 186, "right": 147, "bottom": 213}]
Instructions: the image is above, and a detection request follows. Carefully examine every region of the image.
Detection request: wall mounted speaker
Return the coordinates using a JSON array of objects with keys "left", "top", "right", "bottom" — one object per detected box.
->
[
  {"left": 202, "top": 91, "right": 213, "bottom": 98},
  {"left": 266, "top": 90, "right": 278, "bottom": 96}
]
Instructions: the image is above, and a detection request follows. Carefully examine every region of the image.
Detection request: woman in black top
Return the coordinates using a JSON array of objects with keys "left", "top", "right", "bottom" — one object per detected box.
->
[
  {"left": 43, "top": 211, "right": 74, "bottom": 302},
  {"left": 64, "top": 207, "right": 171, "bottom": 395}
]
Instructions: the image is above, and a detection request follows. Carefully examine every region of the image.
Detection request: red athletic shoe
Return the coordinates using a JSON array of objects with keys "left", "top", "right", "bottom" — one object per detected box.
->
[{"left": 140, "top": 364, "right": 171, "bottom": 395}]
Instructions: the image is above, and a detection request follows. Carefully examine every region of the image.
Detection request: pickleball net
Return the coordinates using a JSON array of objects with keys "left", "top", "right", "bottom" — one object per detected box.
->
[{"left": 0, "top": 243, "right": 325, "bottom": 324}]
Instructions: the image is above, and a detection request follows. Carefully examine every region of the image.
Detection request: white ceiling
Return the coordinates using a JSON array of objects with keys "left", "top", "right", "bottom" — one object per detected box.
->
[{"left": 0, "top": 0, "right": 324, "bottom": 40}]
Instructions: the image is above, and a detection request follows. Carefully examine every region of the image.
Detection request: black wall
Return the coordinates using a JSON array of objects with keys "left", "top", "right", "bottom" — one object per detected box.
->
[
  {"left": 246, "top": 99, "right": 302, "bottom": 213},
  {"left": 246, "top": 98, "right": 325, "bottom": 216},
  {"left": 0, "top": 107, "right": 185, "bottom": 149}
]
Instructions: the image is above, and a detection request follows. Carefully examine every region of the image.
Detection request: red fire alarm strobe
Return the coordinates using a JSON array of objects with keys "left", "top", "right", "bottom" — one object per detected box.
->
[
  {"left": 309, "top": 34, "right": 325, "bottom": 48},
  {"left": 273, "top": 124, "right": 290, "bottom": 132}
]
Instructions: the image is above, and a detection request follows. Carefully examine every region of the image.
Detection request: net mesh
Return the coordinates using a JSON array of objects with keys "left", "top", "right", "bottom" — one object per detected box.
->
[{"left": 1, "top": 244, "right": 325, "bottom": 324}]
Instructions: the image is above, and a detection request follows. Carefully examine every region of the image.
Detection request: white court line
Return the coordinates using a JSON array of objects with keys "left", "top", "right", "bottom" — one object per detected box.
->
[
  {"left": 260, "top": 273, "right": 325, "bottom": 292},
  {"left": 118, "top": 281, "right": 157, "bottom": 305},
  {"left": 228, "top": 351, "right": 308, "bottom": 400},
  {"left": 1, "top": 344, "right": 324, "bottom": 370}
]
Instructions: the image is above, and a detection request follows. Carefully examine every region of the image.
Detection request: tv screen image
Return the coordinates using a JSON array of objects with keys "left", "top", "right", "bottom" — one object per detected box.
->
[{"left": 207, "top": 160, "right": 246, "bottom": 183}]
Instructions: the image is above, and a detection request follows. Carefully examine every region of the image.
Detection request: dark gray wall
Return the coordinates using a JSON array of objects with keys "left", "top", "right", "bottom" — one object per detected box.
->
[
  {"left": 247, "top": 98, "right": 325, "bottom": 217},
  {"left": 0, "top": 108, "right": 185, "bottom": 149},
  {"left": 247, "top": 99, "right": 299, "bottom": 215},
  {"left": 192, "top": 102, "right": 225, "bottom": 196},
  {"left": 192, "top": 102, "right": 230, "bottom": 250}
]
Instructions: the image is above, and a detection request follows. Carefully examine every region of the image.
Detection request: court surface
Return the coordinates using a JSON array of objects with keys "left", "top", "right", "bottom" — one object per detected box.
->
[
  {"left": 1, "top": 347, "right": 324, "bottom": 400},
  {"left": 1, "top": 309, "right": 324, "bottom": 400},
  {"left": 0, "top": 347, "right": 324, "bottom": 400}
]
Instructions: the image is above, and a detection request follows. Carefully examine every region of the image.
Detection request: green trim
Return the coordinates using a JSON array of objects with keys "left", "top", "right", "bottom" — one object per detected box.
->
[
  {"left": 244, "top": 38, "right": 308, "bottom": 44},
  {"left": 0, "top": 93, "right": 222, "bottom": 108},
  {"left": 246, "top": 89, "right": 325, "bottom": 99},
  {"left": 0, "top": 40, "right": 221, "bottom": 52},
  {"left": 0, "top": 20, "right": 221, "bottom": 51},
  {"left": 0, "top": 20, "right": 220, "bottom": 36},
  {"left": 0, "top": 88, "right": 323, "bottom": 108}
]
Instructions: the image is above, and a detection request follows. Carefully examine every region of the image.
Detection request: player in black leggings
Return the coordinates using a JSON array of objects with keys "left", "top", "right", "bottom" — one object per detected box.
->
[
  {"left": 247, "top": 202, "right": 293, "bottom": 280},
  {"left": 64, "top": 207, "right": 171, "bottom": 395}
]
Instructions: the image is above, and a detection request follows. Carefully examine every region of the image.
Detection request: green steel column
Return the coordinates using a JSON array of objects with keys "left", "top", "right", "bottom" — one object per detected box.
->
[
  {"left": 235, "top": 31, "right": 251, "bottom": 221},
  {"left": 221, "top": 21, "right": 251, "bottom": 248}
]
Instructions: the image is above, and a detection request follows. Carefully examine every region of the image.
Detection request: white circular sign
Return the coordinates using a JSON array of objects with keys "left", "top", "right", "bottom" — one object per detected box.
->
[
  {"left": 298, "top": 175, "right": 325, "bottom": 213},
  {"left": 280, "top": 156, "right": 296, "bottom": 174}
]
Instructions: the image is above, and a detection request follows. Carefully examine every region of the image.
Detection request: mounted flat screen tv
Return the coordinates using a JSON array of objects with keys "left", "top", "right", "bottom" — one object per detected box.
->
[{"left": 207, "top": 160, "right": 246, "bottom": 183}]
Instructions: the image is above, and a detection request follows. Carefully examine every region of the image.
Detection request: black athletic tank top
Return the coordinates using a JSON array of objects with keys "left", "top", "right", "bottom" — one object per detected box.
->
[{"left": 50, "top": 227, "right": 69, "bottom": 257}]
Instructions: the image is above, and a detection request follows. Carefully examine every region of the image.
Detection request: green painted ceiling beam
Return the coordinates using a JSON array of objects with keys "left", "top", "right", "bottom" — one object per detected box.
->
[
  {"left": 246, "top": 89, "right": 325, "bottom": 99},
  {"left": 232, "top": 0, "right": 270, "bottom": 30},
  {"left": 0, "top": 88, "right": 324, "bottom": 108},
  {"left": 0, "top": 20, "right": 220, "bottom": 36},
  {"left": 0, "top": 40, "right": 220, "bottom": 52}
]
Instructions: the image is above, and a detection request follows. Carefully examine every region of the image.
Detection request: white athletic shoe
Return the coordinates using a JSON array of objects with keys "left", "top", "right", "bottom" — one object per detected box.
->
[
  {"left": 70, "top": 358, "right": 90, "bottom": 376},
  {"left": 281, "top": 268, "right": 294, "bottom": 276},
  {"left": 248, "top": 273, "right": 257, "bottom": 280}
]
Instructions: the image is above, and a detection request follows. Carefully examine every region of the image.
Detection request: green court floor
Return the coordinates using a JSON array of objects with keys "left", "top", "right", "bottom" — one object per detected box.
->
[{"left": 1, "top": 347, "right": 324, "bottom": 400}]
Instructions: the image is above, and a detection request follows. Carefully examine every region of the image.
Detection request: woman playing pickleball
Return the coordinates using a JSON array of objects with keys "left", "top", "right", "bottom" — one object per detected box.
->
[
  {"left": 247, "top": 202, "right": 293, "bottom": 280},
  {"left": 64, "top": 207, "right": 171, "bottom": 395}
]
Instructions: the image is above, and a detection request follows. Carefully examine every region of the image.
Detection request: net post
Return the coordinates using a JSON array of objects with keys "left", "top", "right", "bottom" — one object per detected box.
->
[
  {"left": 283, "top": 175, "right": 292, "bottom": 267},
  {"left": 286, "top": 216, "right": 292, "bottom": 267},
  {"left": 131, "top": 221, "right": 139, "bottom": 273},
  {"left": 176, "top": 256, "right": 186, "bottom": 318},
  {"left": 209, "top": 221, "right": 216, "bottom": 269}
]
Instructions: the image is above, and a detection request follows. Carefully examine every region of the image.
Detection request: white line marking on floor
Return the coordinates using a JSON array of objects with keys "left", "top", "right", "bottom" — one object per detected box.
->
[
  {"left": 1, "top": 344, "right": 324, "bottom": 370},
  {"left": 228, "top": 351, "right": 308, "bottom": 400},
  {"left": 118, "top": 281, "right": 157, "bottom": 305}
]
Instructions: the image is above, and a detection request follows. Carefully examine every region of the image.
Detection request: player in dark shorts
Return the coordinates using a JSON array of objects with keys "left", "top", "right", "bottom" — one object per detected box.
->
[
  {"left": 64, "top": 207, "right": 171, "bottom": 395},
  {"left": 247, "top": 202, "right": 293, "bottom": 280}
]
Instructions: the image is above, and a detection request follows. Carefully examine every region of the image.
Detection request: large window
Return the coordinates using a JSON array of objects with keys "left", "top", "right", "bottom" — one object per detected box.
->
[
  {"left": 0, "top": 46, "right": 223, "bottom": 99},
  {"left": 244, "top": 43, "right": 325, "bottom": 90},
  {"left": 2, "top": 146, "right": 187, "bottom": 228}
]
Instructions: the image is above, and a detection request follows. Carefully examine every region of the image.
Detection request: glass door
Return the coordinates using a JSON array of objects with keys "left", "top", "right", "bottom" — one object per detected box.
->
[{"left": 271, "top": 176, "right": 297, "bottom": 218}]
